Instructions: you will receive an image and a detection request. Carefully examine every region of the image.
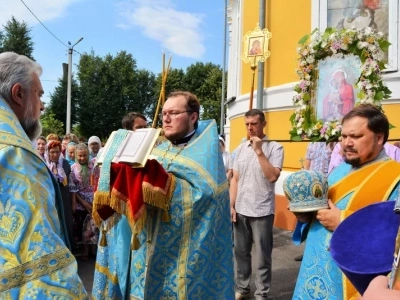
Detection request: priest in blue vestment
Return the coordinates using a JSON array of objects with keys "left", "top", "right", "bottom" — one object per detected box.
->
[
  {"left": 0, "top": 52, "right": 87, "bottom": 298},
  {"left": 92, "top": 91, "right": 234, "bottom": 299}
]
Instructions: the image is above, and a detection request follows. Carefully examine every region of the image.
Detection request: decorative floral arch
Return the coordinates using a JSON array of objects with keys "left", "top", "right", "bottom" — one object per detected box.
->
[{"left": 289, "top": 27, "right": 392, "bottom": 142}]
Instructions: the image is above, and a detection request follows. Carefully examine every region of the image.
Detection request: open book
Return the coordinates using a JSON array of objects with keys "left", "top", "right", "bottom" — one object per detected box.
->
[{"left": 96, "top": 128, "right": 161, "bottom": 168}]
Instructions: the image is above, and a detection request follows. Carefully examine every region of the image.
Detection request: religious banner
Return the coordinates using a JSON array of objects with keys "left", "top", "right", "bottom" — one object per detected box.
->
[
  {"left": 242, "top": 23, "right": 272, "bottom": 63},
  {"left": 241, "top": 23, "right": 272, "bottom": 109}
]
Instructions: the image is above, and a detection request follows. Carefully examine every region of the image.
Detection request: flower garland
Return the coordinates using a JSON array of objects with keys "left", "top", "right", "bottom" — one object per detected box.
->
[{"left": 289, "top": 27, "right": 391, "bottom": 141}]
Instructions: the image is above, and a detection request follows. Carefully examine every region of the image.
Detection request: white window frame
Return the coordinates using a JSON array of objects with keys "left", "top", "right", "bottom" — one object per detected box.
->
[{"left": 312, "top": 0, "right": 398, "bottom": 72}]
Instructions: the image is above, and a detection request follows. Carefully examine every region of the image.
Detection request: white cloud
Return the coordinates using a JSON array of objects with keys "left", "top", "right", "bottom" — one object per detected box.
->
[
  {"left": 0, "top": 0, "right": 82, "bottom": 26},
  {"left": 116, "top": 0, "right": 205, "bottom": 59}
]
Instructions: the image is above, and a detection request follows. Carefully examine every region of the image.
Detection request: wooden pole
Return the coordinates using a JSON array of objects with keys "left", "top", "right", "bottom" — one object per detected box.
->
[
  {"left": 152, "top": 53, "right": 172, "bottom": 128},
  {"left": 249, "top": 55, "right": 258, "bottom": 110}
]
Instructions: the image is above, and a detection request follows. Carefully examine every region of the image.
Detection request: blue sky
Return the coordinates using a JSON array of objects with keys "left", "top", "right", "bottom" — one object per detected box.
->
[{"left": 1, "top": 0, "right": 226, "bottom": 104}]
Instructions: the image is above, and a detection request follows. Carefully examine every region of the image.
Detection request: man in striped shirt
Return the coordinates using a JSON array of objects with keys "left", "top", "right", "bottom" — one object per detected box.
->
[{"left": 230, "top": 109, "right": 284, "bottom": 300}]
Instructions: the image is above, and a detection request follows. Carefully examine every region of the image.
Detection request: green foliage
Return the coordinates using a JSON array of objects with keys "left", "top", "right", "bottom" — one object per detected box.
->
[
  {"left": 47, "top": 76, "right": 80, "bottom": 133},
  {"left": 40, "top": 111, "right": 64, "bottom": 137},
  {"left": 77, "top": 50, "right": 156, "bottom": 139},
  {"left": 0, "top": 16, "right": 34, "bottom": 59},
  {"left": 184, "top": 62, "right": 226, "bottom": 130},
  {"left": 298, "top": 35, "right": 309, "bottom": 45}
]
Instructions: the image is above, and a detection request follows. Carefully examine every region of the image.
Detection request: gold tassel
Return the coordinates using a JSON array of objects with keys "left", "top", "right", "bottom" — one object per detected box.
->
[
  {"left": 131, "top": 233, "right": 140, "bottom": 250},
  {"left": 99, "top": 229, "right": 108, "bottom": 247},
  {"left": 162, "top": 210, "right": 171, "bottom": 222}
]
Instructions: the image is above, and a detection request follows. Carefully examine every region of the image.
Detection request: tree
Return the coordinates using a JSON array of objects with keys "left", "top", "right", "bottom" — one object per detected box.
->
[
  {"left": 199, "top": 67, "right": 225, "bottom": 125},
  {"left": 40, "top": 111, "right": 64, "bottom": 137},
  {"left": 0, "top": 31, "right": 4, "bottom": 52},
  {"left": 77, "top": 51, "right": 155, "bottom": 138},
  {"left": 47, "top": 76, "right": 80, "bottom": 133},
  {"left": 0, "top": 16, "right": 34, "bottom": 59},
  {"left": 184, "top": 62, "right": 225, "bottom": 130},
  {"left": 150, "top": 68, "right": 186, "bottom": 124}
]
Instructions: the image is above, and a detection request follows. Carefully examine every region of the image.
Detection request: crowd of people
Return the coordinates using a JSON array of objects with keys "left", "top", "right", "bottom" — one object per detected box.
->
[
  {"left": 33, "top": 132, "right": 103, "bottom": 260},
  {"left": 1, "top": 52, "right": 400, "bottom": 300}
]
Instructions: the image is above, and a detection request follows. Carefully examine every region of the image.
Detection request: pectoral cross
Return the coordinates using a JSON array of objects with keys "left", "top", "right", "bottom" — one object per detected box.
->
[{"left": 299, "top": 157, "right": 305, "bottom": 169}]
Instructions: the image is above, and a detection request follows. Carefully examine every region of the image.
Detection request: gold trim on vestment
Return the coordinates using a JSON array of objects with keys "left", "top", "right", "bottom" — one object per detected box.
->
[
  {"left": 95, "top": 263, "right": 119, "bottom": 285},
  {"left": 328, "top": 160, "right": 386, "bottom": 203},
  {"left": 177, "top": 181, "right": 191, "bottom": 300},
  {"left": 328, "top": 160, "right": 400, "bottom": 299},
  {"left": 0, "top": 247, "right": 75, "bottom": 292}
]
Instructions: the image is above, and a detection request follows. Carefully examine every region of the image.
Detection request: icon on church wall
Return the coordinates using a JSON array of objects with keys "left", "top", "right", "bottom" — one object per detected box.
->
[
  {"left": 327, "top": 0, "right": 389, "bottom": 35},
  {"left": 315, "top": 54, "right": 361, "bottom": 123},
  {"left": 323, "top": 0, "right": 397, "bottom": 71},
  {"left": 248, "top": 37, "right": 264, "bottom": 56},
  {"left": 242, "top": 24, "right": 272, "bottom": 64}
]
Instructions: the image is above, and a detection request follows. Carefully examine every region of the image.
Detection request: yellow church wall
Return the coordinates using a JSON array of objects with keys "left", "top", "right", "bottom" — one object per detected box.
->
[
  {"left": 384, "top": 103, "right": 400, "bottom": 141},
  {"left": 240, "top": 1, "right": 311, "bottom": 94}
]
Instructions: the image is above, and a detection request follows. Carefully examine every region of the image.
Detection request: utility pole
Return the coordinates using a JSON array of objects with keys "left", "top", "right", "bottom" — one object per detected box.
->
[
  {"left": 257, "top": 0, "right": 266, "bottom": 109},
  {"left": 66, "top": 37, "right": 83, "bottom": 134},
  {"left": 220, "top": 0, "right": 228, "bottom": 135}
]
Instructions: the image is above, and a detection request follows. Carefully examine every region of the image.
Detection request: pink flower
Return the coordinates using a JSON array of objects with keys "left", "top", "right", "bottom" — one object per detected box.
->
[
  {"left": 320, "top": 125, "right": 328, "bottom": 135},
  {"left": 332, "top": 41, "right": 341, "bottom": 50},
  {"left": 299, "top": 81, "right": 307, "bottom": 90}
]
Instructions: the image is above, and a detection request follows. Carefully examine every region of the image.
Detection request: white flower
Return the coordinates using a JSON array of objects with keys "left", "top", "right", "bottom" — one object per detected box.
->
[
  {"left": 365, "top": 27, "right": 372, "bottom": 35},
  {"left": 297, "top": 129, "right": 303, "bottom": 135},
  {"left": 306, "top": 56, "right": 315, "bottom": 64},
  {"left": 333, "top": 53, "right": 344, "bottom": 59},
  {"left": 376, "top": 50, "right": 385, "bottom": 61},
  {"left": 332, "top": 129, "right": 337, "bottom": 135},
  {"left": 357, "top": 41, "right": 368, "bottom": 49},
  {"left": 365, "top": 98, "right": 374, "bottom": 104}
]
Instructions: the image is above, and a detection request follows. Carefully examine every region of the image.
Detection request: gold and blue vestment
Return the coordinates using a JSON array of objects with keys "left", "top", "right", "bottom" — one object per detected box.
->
[
  {"left": 92, "top": 120, "right": 234, "bottom": 299},
  {"left": 0, "top": 98, "right": 87, "bottom": 299},
  {"left": 293, "top": 158, "right": 400, "bottom": 300}
]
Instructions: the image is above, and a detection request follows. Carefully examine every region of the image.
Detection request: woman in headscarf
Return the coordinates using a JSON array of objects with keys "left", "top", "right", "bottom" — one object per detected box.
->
[
  {"left": 88, "top": 136, "right": 102, "bottom": 160},
  {"left": 36, "top": 136, "right": 46, "bottom": 159},
  {"left": 69, "top": 143, "right": 98, "bottom": 260},
  {"left": 45, "top": 140, "right": 73, "bottom": 250},
  {"left": 65, "top": 142, "right": 77, "bottom": 166}
]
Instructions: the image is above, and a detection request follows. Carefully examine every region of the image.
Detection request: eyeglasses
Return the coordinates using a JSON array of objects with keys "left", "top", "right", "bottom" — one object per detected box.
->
[{"left": 159, "top": 110, "right": 193, "bottom": 119}]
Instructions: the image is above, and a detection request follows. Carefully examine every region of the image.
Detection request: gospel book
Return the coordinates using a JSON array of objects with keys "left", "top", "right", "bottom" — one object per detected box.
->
[{"left": 96, "top": 128, "right": 161, "bottom": 168}]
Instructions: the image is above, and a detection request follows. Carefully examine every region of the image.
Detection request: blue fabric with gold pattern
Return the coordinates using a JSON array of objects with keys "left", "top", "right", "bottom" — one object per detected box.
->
[
  {"left": 0, "top": 98, "right": 87, "bottom": 299},
  {"left": 92, "top": 120, "right": 234, "bottom": 299},
  {"left": 293, "top": 161, "right": 400, "bottom": 300},
  {"left": 284, "top": 169, "right": 329, "bottom": 212}
]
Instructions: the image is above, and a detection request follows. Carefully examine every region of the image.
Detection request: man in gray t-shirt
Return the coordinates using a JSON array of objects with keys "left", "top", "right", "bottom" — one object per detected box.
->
[{"left": 230, "top": 109, "right": 284, "bottom": 300}]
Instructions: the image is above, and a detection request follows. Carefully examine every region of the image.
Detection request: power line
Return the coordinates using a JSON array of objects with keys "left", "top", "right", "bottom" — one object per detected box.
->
[{"left": 19, "top": 0, "right": 69, "bottom": 48}]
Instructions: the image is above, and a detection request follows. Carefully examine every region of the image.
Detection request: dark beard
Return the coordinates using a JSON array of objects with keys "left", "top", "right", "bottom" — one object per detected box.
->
[
  {"left": 20, "top": 118, "right": 42, "bottom": 141},
  {"left": 344, "top": 156, "right": 361, "bottom": 167}
]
